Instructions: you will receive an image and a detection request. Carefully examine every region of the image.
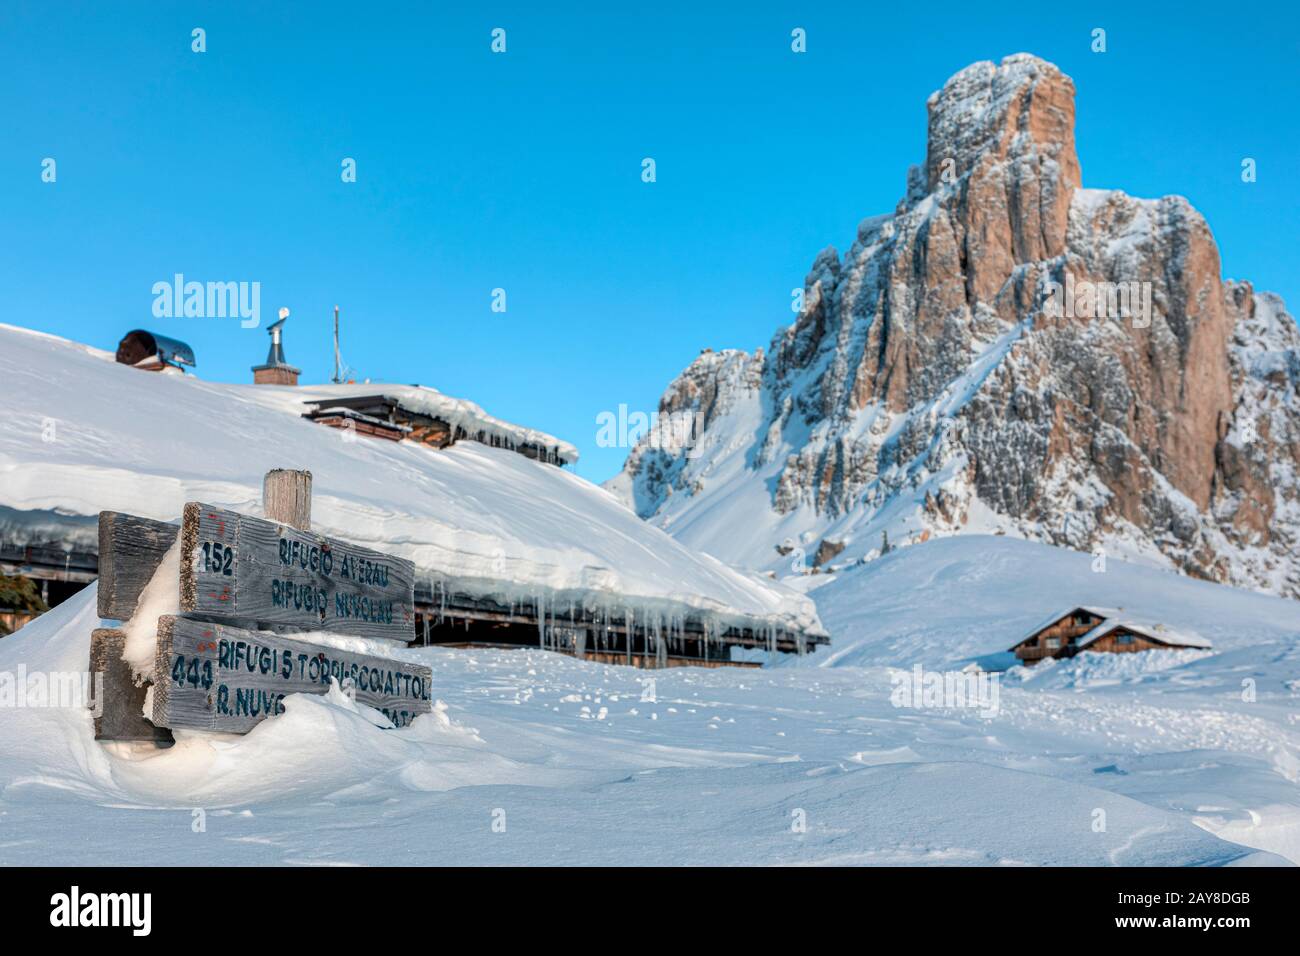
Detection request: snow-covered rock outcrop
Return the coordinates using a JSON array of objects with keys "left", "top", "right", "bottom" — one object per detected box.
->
[{"left": 608, "top": 54, "right": 1300, "bottom": 598}]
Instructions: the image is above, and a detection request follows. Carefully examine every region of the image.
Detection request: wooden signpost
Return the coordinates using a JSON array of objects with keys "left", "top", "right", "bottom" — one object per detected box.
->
[
  {"left": 179, "top": 502, "right": 416, "bottom": 641},
  {"left": 97, "top": 511, "right": 178, "bottom": 621},
  {"left": 89, "top": 468, "right": 433, "bottom": 741},
  {"left": 89, "top": 628, "right": 173, "bottom": 744},
  {"left": 153, "top": 615, "right": 432, "bottom": 733}
]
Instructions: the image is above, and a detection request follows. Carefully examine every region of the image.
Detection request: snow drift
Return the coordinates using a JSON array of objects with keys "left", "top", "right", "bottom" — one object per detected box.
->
[{"left": 0, "top": 584, "right": 1290, "bottom": 866}]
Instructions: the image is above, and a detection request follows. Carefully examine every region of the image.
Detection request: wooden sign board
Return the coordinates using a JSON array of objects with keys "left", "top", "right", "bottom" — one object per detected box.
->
[
  {"left": 97, "top": 511, "right": 179, "bottom": 621},
  {"left": 180, "top": 502, "right": 415, "bottom": 641},
  {"left": 90, "top": 628, "right": 174, "bottom": 744},
  {"left": 152, "top": 615, "right": 433, "bottom": 733}
]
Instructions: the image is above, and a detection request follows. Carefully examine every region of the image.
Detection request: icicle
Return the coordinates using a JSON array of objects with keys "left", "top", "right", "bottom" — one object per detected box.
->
[
  {"left": 537, "top": 592, "right": 546, "bottom": 649},
  {"left": 626, "top": 605, "right": 634, "bottom": 666}
]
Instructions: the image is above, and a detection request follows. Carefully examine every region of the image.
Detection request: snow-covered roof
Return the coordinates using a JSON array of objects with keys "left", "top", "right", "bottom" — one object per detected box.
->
[
  {"left": 0, "top": 323, "right": 823, "bottom": 640},
  {"left": 308, "top": 406, "right": 413, "bottom": 433},
  {"left": 1007, "top": 604, "right": 1212, "bottom": 652},
  {"left": 1012, "top": 605, "right": 1123, "bottom": 647},
  {"left": 1076, "top": 619, "right": 1212, "bottom": 651},
  {"left": 276, "top": 382, "right": 580, "bottom": 464}
]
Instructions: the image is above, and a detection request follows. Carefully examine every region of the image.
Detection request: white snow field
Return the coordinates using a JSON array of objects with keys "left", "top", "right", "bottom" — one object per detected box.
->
[{"left": 0, "top": 534, "right": 1295, "bottom": 865}]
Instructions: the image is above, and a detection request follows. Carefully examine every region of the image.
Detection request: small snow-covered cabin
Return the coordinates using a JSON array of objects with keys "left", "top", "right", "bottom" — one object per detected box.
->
[
  {"left": 297, "top": 385, "right": 579, "bottom": 466},
  {"left": 1009, "top": 606, "right": 1210, "bottom": 664},
  {"left": 1071, "top": 619, "right": 1211, "bottom": 655},
  {"left": 0, "top": 533, "right": 97, "bottom": 632}
]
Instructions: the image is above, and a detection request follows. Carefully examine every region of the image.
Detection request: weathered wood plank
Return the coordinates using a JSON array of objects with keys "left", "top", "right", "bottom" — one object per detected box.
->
[
  {"left": 263, "top": 469, "right": 312, "bottom": 531},
  {"left": 179, "top": 502, "right": 415, "bottom": 641},
  {"left": 151, "top": 615, "right": 432, "bottom": 733},
  {"left": 97, "top": 512, "right": 179, "bottom": 621},
  {"left": 89, "top": 628, "right": 174, "bottom": 744}
]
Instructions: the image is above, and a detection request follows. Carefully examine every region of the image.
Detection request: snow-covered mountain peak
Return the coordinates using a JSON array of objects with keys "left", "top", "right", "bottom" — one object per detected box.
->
[
  {"left": 922, "top": 53, "right": 1080, "bottom": 201},
  {"left": 608, "top": 55, "right": 1300, "bottom": 600}
]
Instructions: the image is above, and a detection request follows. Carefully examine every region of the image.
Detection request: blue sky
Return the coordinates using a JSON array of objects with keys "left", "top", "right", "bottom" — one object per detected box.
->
[{"left": 3, "top": 2, "right": 1296, "bottom": 481}]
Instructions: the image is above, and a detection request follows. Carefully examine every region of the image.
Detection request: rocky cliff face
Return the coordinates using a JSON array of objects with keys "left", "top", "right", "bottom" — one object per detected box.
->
[{"left": 607, "top": 54, "right": 1300, "bottom": 598}]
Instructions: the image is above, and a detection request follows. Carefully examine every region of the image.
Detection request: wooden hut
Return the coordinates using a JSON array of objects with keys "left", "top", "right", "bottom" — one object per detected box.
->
[
  {"left": 409, "top": 580, "right": 813, "bottom": 667},
  {"left": 1008, "top": 606, "right": 1209, "bottom": 664},
  {"left": 302, "top": 404, "right": 411, "bottom": 442},
  {"left": 1070, "top": 619, "right": 1211, "bottom": 655},
  {"left": 0, "top": 540, "right": 96, "bottom": 635},
  {"left": 300, "top": 390, "right": 578, "bottom": 466}
]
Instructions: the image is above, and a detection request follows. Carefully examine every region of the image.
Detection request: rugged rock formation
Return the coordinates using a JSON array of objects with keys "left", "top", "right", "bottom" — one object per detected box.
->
[{"left": 607, "top": 54, "right": 1300, "bottom": 598}]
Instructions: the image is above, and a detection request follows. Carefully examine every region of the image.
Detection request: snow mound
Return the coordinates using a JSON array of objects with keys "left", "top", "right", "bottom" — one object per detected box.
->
[
  {"left": 0, "top": 585, "right": 1287, "bottom": 866},
  {"left": 1004, "top": 649, "right": 1215, "bottom": 690}
]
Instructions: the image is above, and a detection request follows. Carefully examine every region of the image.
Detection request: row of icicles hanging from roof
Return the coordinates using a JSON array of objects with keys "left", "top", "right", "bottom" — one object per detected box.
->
[{"left": 424, "top": 579, "right": 800, "bottom": 661}]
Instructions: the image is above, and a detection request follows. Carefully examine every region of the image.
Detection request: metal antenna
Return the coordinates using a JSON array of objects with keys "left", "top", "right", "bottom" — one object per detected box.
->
[{"left": 332, "top": 305, "right": 341, "bottom": 384}]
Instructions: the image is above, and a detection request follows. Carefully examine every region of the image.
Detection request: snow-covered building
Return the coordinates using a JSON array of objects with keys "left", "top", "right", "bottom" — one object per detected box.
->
[
  {"left": 0, "top": 323, "right": 826, "bottom": 665},
  {"left": 298, "top": 386, "right": 578, "bottom": 466},
  {"left": 1009, "top": 606, "right": 1210, "bottom": 664}
]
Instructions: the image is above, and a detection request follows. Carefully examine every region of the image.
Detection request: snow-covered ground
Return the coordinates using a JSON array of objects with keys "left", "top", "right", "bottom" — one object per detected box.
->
[{"left": 1, "top": 533, "right": 1294, "bottom": 865}]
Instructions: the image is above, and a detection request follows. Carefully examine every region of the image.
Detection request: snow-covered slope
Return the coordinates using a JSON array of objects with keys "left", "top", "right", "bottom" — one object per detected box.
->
[
  {"left": 608, "top": 55, "right": 1300, "bottom": 599},
  {"left": 0, "top": 584, "right": 1291, "bottom": 866},
  {"left": 795, "top": 534, "right": 1298, "bottom": 669},
  {"left": 0, "top": 322, "right": 820, "bottom": 639}
]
